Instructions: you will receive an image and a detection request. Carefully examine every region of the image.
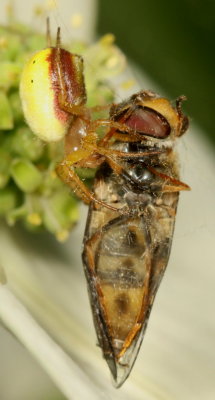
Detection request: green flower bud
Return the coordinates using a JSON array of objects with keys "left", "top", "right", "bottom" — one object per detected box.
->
[
  {"left": 0, "top": 62, "right": 22, "bottom": 90},
  {"left": 24, "top": 34, "right": 46, "bottom": 52},
  {"left": 7, "top": 193, "right": 41, "bottom": 227},
  {"left": 0, "top": 90, "right": 14, "bottom": 129},
  {"left": 0, "top": 186, "right": 19, "bottom": 214},
  {"left": 0, "top": 147, "right": 11, "bottom": 188},
  {"left": 0, "top": 31, "right": 23, "bottom": 61},
  {"left": 8, "top": 91, "right": 23, "bottom": 123},
  {"left": 42, "top": 190, "right": 79, "bottom": 239},
  {"left": 10, "top": 158, "right": 43, "bottom": 193},
  {"left": 6, "top": 204, "right": 27, "bottom": 226},
  {"left": 11, "top": 126, "right": 44, "bottom": 161}
]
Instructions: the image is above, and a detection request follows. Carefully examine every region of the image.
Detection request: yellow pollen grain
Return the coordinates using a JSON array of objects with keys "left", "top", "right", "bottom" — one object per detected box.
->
[
  {"left": 6, "top": 4, "right": 13, "bottom": 18},
  {"left": 100, "top": 34, "right": 115, "bottom": 46},
  {"left": 120, "top": 79, "right": 136, "bottom": 90},
  {"left": 27, "top": 213, "right": 42, "bottom": 226},
  {"left": 34, "top": 6, "right": 45, "bottom": 16},
  {"left": 106, "top": 56, "right": 118, "bottom": 69},
  {"left": 45, "top": 0, "right": 58, "bottom": 10},
  {"left": 56, "top": 230, "right": 69, "bottom": 242},
  {"left": 0, "top": 37, "right": 8, "bottom": 48},
  {"left": 70, "top": 13, "right": 83, "bottom": 28},
  {"left": 50, "top": 170, "right": 57, "bottom": 179}
]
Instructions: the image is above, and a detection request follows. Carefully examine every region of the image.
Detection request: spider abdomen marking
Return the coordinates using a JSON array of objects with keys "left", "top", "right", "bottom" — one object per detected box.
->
[{"left": 20, "top": 48, "right": 86, "bottom": 142}]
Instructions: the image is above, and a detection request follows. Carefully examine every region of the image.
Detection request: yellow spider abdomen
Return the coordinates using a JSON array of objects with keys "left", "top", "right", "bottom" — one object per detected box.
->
[{"left": 20, "top": 47, "right": 86, "bottom": 142}]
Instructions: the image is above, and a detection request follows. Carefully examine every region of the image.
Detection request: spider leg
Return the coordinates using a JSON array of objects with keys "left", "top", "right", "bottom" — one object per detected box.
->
[
  {"left": 95, "top": 146, "right": 165, "bottom": 159},
  {"left": 98, "top": 128, "right": 148, "bottom": 147},
  {"left": 82, "top": 121, "right": 166, "bottom": 159},
  {"left": 56, "top": 150, "right": 129, "bottom": 214},
  {"left": 89, "top": 104, "right": 112, "bottom": 113},
  {"left": 46, "top": 17, "right": 51, "bottom": 47},
  {"left": 53, "top": 38, "right": 90, "bottom": 119}
]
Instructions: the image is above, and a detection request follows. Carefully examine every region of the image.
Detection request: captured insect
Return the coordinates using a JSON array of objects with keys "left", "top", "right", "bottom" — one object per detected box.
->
[
  {"left": 82, "top": 91, "right": 190, "bottom": 386},
  {"left": 20, "top": 21, "right": 190, "bottom": 387}
]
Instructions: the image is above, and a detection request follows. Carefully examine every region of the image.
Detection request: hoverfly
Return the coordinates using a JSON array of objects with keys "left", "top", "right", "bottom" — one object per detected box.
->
[
  {"left": 82, "top": 91, "right": 190, "bottom": 387},
  {"left": 20, "top": 22, "right": 190, "bottom": 387}
]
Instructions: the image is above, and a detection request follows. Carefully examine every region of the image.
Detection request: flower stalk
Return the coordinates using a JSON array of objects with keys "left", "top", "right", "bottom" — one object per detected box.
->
[{"left": 0, "top": 284, "right": 107, "bottom": 400}]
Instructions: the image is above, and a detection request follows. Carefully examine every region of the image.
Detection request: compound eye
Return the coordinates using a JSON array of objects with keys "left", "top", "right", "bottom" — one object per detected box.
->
[{"left": 125, "top": 106, "right": 171, "bottom": 138}]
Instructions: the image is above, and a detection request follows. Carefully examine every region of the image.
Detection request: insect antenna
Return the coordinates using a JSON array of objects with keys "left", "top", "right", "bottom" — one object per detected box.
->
[
  {"left": 46, "top": 17, "right": 52, "bottom": 47},
  {"left": 176, "top": 95, "right": 189, "bottom": 136},
  {"left": 176, "top": 95, "right": 187, "bottom": 115}
]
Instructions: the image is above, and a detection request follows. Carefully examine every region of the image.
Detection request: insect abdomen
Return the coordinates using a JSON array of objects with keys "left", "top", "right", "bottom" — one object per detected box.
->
[{"left": 83, "top": 155, "right": 179, "bottom": 386}]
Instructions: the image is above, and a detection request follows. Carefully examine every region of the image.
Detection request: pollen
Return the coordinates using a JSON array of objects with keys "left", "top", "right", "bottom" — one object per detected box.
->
[
  {"left": 70, "top": 13, "right": 83, "bottom": 28},
  {"left": 106, "top": 56, "right": 118, "bottom": 69},
  {"left": 56, "top": 229, "right": 69, "bottom": 242},
  {"left": 45, "top": 0, "right": 58, "bottom": 10},
  {"left": 120, "top": 79, "right": 136, "bottom": 90},
  {"left": 0, "top": 37, "right": 8, "bottom": 48},
  {"left": 33, "top": 6, "right": 44, "bottom": 16},
  {"left": 50, "top": 170, "right": 57, "bottom": 179},
  {"left": 27, "top": 213, "right": 42, "bottom": 226},
  {"left": 99, "top": 34, "right": 115, "bottom": 46}
]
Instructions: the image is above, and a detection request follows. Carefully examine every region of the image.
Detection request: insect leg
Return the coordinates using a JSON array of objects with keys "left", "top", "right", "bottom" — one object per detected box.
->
[
  {"left": 76, "top": 143, "right": 156, "bottom": 198},
  {"left": 146, "top": 165, "right": 190, "bottom": 191},
  {"left": 78, "top": 141, "right": 165, "bottom": 200}
]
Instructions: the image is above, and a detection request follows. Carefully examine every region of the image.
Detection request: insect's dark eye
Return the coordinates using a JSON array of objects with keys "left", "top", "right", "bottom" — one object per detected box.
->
[{"left": 125, "top": 107, "right": 171, "bottom": 138}]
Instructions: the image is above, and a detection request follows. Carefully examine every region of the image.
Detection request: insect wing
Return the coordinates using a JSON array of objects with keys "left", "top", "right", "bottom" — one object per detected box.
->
[{"left": 83, "top": 163, "right": 179, "bottom": 387}]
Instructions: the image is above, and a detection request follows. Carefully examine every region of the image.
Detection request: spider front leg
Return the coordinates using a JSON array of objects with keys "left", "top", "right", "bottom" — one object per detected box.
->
[
  {"left": 56, "top": 150, "right": 129, "bottom": 214},
  {"left": 98, "top": 127, "right": 147, "bottom": 147},
  {"left": 84, "top": 119, "right": 166, "bottom": 158}
]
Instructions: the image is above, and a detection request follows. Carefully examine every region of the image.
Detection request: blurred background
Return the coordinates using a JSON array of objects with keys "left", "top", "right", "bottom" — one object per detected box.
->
[{"left": 0, "top": 1, "right": 214, "bottom": 400}]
